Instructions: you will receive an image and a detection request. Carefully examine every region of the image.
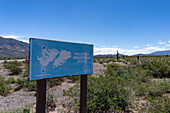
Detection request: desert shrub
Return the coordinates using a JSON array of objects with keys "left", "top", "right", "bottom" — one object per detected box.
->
[
  {"left": 131, "top": 66, "right": 152, "bottom": 83},
  {"left": 64, "top": 75, "right": 131, "bottom": 112},
  {"left": 0, "top": 75, "right": 11, "bottom": 96},
  {"left": 137, "top": 60, "right": 168, "bottom": 78},
  {"left": 133, "top": 82, "right": 149, "bottom": 97},
  {"left": 67, "top": 76, "right": 80, "bottom": 83},
  {"left": 47, "top": 78, "right": 63, "bottom": 88},
  {"left": 16, "top": 78, "right": 36, "bottom": 91},
  {"left": 23, "top": 63, "right": 29, "bottom": 77},
  {"left": 148, "top": 80, "right": 170, "bottom": 97},
  {"left": 99, "top": 59, "right": 104, "bottom": 64},
  {"left": 164, "top": 65, "right": 170, "bottom": 77},
  {"left": 24, "top": 80, "right": 37, "bottom": 91},
  {"left": 6, "top": 77, "right": 16, "bottom": 84},
  {"left": 133, "top": 80, "right": 170, "bottom": 97},
  {"left": 141, "top": 96, "right": 170, "bottom": 113},
  {"left": 87, "top": 75, "right": 130, "bottom": 112},
  {"left": 23, "top": 108, "right": 30, "bottom": 113},
  {"left": 105, "top": 63, "right": 132, "bottom": 80},
  {"left": 46, "top": 93, "right": 57, "bottom": 112},
  {"left": 3, "top": 61, "right": 22, "bottom": 75},
  {"left": 93, "top": 58, "right": 97, "bottom": 63},
  {"left": 10, "top": 66, "right": 22, "bottom": 75}
]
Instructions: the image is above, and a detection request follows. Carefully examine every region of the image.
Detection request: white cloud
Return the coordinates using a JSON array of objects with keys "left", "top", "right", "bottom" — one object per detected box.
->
[
  {"left": 165, "top": 44, "right": 170, "bottom": 47},
  {"left": 158, "top": 41, "right": 166, "bottom": 45},
  {"left": 94, "top": 46, "right": 168, "bottom": 55},
  {"left": 20, "top": 39, "right": 29, "bottom": 43},
  {"left": 1, "top": 35, "right": 20, "bottom": 39},
  {"left": 147, "top": 44, "right": 153, "bottom": 47},
  {"left": 1, "top": 34, "right": 29, "bottom": 43},
  {"left": 168, "top": 40, "right": 170, "bottom": 43},
  {"left": 134, "top": 46, "right": 139, "bottom": 48}
]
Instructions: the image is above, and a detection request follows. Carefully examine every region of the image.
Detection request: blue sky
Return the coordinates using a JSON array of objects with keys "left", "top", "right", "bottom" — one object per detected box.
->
[{"left": 0, "top": 0, "right": 170, "bottom": 55}]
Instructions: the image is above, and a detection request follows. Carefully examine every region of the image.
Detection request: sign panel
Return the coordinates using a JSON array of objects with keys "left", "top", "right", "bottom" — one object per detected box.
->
[{"left": 29, "top": 38, "right": 93, "bottom": 81}]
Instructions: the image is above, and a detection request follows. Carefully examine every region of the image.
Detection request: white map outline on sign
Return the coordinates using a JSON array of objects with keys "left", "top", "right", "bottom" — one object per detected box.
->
[
  {"left": 37, "top": 48, "right": 71, "bottom": 68},
  {"left": 53, "top": 50, "right": 71, "bottom": 68},
  {"left": 37, "top": 48, "right": 59, "bottom": 66}
]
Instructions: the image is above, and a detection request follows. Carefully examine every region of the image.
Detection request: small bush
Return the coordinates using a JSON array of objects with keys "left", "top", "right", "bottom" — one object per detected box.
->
[
  {"left": 47, "top": 78, "right": 63, "bottom": 88},
  {"left": 141, "top": 96, "right": 170, "bottom": 113},
  {"left": 3, "top": 61, "right": 23, "bottom": 75},
  {"left": 6, "top": 77, "right": 16, "bottom": 84},
  {"left": 137, "top": 60, "right": 169, "bottom": 78},
  {"left": 15, "top": 78, "right": 36, "bottom": 91},
  {"left": 67, "top": 76, "right": 80, "bottom": 83},
  {"left": 64, "top": 75, "right": 130, "bottom": 112},
  {"left": 0, "top": 75, "right": 11, "bottom": 96},
  {"left": 148, "top": 80, "right": 170, "bottom": 97},
  {"left": 46, "top": 93, "right": 57, "bottom": 112}
]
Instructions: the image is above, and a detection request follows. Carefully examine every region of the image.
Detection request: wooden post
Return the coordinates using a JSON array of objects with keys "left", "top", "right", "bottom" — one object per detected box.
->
[
  {"left": 80, "top": 75, "right": 87, "bottom": 113},
  {"left": 36, "top": 79, "right": 47, "bottom": 113}
]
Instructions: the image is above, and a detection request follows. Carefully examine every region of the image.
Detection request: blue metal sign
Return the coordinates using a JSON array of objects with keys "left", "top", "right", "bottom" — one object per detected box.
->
[{"left": 29, "top": 38, "right": 93, "bottom": 81}]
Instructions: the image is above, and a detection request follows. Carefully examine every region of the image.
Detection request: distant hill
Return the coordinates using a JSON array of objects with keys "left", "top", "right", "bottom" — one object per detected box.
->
[
  {"left": 150, "top": 50, "right": 170, "bottom": 55},
  {"left": 133, "top": 50, "right": 170, "bottom": 56},
  {"left": 94, "top": 54, "right": 127, "bottom": 57},
  {"left": 132, "top": 53, "right": 148, "bottom": 56},
  {"left": 0, "top": 36, "right": 29, "bottom": 59},
  {"left": 95, "top": 50, "right": 170, "bottom": 57}
]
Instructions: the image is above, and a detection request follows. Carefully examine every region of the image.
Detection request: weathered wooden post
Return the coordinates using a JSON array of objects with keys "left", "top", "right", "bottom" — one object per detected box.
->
[
  {"left": 36, "top": 79, "right": 47, "bottom": 113},
  {"left": 80, "top": 75, "right": 87, "bottom": 113}
]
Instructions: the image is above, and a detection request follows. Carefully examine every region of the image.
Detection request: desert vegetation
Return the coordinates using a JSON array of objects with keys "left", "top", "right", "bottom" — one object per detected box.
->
[
  {"left": 0, "top": 56, "right": 169, "bottom": 112},
  {"left": 64, "top": 56, "right": 170, "bottom": 112}
]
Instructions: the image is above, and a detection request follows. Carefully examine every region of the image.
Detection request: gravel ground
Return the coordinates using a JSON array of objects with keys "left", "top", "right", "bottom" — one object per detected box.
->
[{"left": 0, "top": 90, "right": 36, "bottom": 112}]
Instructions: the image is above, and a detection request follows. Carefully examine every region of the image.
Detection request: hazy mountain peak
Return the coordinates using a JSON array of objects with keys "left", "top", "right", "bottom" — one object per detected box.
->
[{"left": 0, "top": 36, "right": 29, "bottom": 59}]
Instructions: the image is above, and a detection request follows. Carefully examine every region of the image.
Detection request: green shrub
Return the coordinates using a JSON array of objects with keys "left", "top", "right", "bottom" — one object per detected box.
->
[
  {"left": 134, "top": 82, "right": 149, "bottom": 97},
  {"left": 64, "top": 74, "right": 130, "bottom": 112},
  {"left": 6, "top": 77, "right": 16, "bottom": 84},
  {"left": 10, "top": 66, "right": 22, "bottom": 75},
  {"left": 47, "top": 78, "right": 63, "bottom": 88},
  {"left": 46, "top": 93, "right": 57, "bottom": 112},
  {"left": 16, "top": 78, "right": 36, "bottom": 91},
  {"left": 23, "top": 63, "right": 29, "bottom": 77},
  {"left": 3, "top": 61, "right": 23, "bottom": 75},
  {"left": 148, "top": 80, "right": 170, "bottom": 97},
  {"left": 137, "top": 60, "right": 169, "bottom": 78},
  {"left": 67, "top": 76, "right": 80, "bottom": 83},
  {"left": 141, "top": 96, "right": 170, "bottom": 113},
  {"left": 0, "top": 75, "right": 11, "bottom": 96},
  {"left": 24, "top": 80, "right": 37, "bottom": 91}
]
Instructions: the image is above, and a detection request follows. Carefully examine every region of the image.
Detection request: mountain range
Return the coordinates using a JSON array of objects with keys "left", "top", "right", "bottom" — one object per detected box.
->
[
  {"left": 95, "top": 50, "right": 170, "bottom": 57},
  {"left": 0, "top": 36, "right": 29, "bottom": 59},
  {"left": 0, "top": 36, "right": 169, "bottom": 59}
]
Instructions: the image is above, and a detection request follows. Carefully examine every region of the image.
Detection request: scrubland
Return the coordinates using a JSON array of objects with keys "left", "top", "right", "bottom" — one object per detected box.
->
[{"left": 0, "top": 56, "right": 169, "bottom": 112}]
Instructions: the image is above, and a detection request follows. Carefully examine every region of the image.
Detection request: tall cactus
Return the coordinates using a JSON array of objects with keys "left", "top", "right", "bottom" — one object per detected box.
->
[
  {"left": 137, "top": 54, "right": 139, "bottom": 60},
  {"left": 117, "top": 50, "right": 119, "bottom": 60}
]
